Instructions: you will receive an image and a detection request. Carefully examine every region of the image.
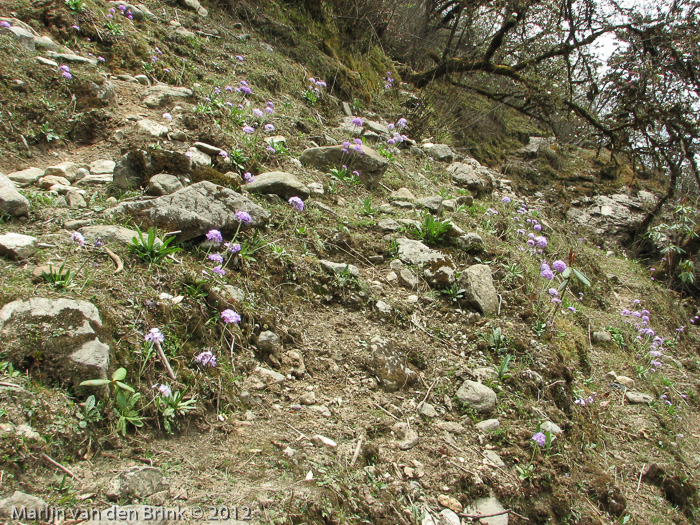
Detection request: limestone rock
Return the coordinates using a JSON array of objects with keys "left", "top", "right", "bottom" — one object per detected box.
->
[
  {"left": 67, "top": 191, "right": 87, "bottom": 208},
  {"left": 567, "top": 194, "right": 647, "bottom": 243},
  {"left": 136, "top": 119, "right": 169, "bottom": 138},
  {"left": 254, "top": 366, "right": 285, "bottom": 384},
  {"left": 476, "top": 419, "right": 501, "bottom": 432},
  {"left": 79, "top": 225, "right": 146, "bottom": 246},
  {"left": 422, "top": 143, "right": 454, "bottom": 162},
  {"left": 0, "top": 491, "right": 48, "bottom": 518},
  {"left": 626, "top": 391, "right": 653, "bottom": 404},
  {"left": 147, "top": 174, "right": 184, "bottom": 196},
  {"left": 0, "top": 172, "right": 30, "bottom": 216},
  {"left": 423, "top": 262, "right": 455, "bottom": 289},
  {"left": 44, "top": 162, "right": 87, "bottom": 183},
  {"left": 456, "top": 380, "right": 497, "bottom": 414},
  {"left": 448, "top": 161, "right": 494, "bottom": 196},
  {"left": 178, "top": 0, "right": 208, "bottom": 16},
  {"left": 465, "top": 496, "right": 509, "bottom": 525},
  {"left": 319, "top": 259, "right": 360, "bottom": 278},
  {"left": 299, "top": 145, "right": 389, "bottom": 188},
  {"left": 459, "top": 264, "right": 498, "bottom": 316},
  {"left": 390, "top": 187, "right": 416, "bottom": 201},
  {"left": 396, "top": 238, "right": 452, "bottom": 266},
  {"left": 143, "top": 85, "right": 193, "bottom": 108},
  {"left": 257, "top": 331, "right": 283, "bottom": 361},
  {"left": 7, "top": 167, "right": 43, "bottom": 185},
  {"left": 105, "top": 467, "right": 169, "bottom": 502},
  {"left": 109, "top": 181, "right": 269, "bottom": 241},
  {"left": 418, "top": 403, "right": 438, "bottom": 418},
  {"left": 244, "top": 171, "right": 310, "bottom": 200},
  {"left": 592, "top": 331, "right": 612, "bottom": 344},
  {"left": 540, "top": 421, "right": 563, "bottom": 435},
  {"left": 393, "top": 422, "right": 419, "bottom": 450},
  {"left": 369, "top": 336, "right": 418, "bottom": 392},
  {"left": 90, "top": 160, "right": 116, "bottom": 175},
  {"left": 0, "top": 298, "right": 111, "bottom": 389},
  {"left": 0, "top": 233, "right": 37, "bottom": 259}
]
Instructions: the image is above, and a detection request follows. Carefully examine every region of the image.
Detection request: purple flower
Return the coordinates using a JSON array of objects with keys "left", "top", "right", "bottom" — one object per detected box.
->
[
  {"left": 352, "top": 117, "right": 363, "bottom": 127},
  {"left": 534, "top": 224, "right": 542, "bottom": 231},
  {"left": 225, "top": 242, "right": 241, "bottom": 254},
  {"left": 212, "top": 266, "right": 226, "bottom": 276},
  {"left": 288, "top": 196, "right": 304, "bottom": 211},
  {"left": 243, "top": 172, "right": 254, "bottom": 183},
  {"left": 316, "top": 80, "right": 327, "bottom": 88},
  {"left": 353, "top": 144, "right": 363, "bottom": 153},
  {"left": 195, "top": 351, "right": 217, "bottom": 368},
  {"left": 126, "top": 11, "right": 133, "bottom": 19},
  {"left": 162, "top": 112, "right": 173, "bottom": 122},
  {"left": 266, "top": 101, "right": 274, "bottom": 108},
  {"left": 208, "top": 253, "right": 224, "bottom": 263},
  {"left": 219, "top": 151, "right": 229, "bottom": 159},
  {"left": 567, "top": 306, "right": 576, "bottom": 313},
  {"left": 98, "top": 56, "right": 106, "bottom": 62},
  {"left": 221, "top": 309, "right": 241, "bottom": 324},
  {"left": 387, "top": 138, "right": 395, "bottom": 145},
  {"left": 62, "top": 71, "right": 72, "bottom": 79},
  {"left": 235, "top": 211, "right": 252, "bottom": 224},
  {"left": 94, "top": 238, "right": 105, "bottom": 248},
  {"left": 501, "top": 196, "right": 511, "bottom": 203},
  {"left": 236, "top": 55, "right": 244, "bottom": 62},
  {"left": 253, "top": 108, "right": 263, "bottom": 118},
  {"left": 621, "top": 309, "right": 630, "bottom": 316},
  {"left": 387, "top": 123, "right": 395, "bottom": 131},
  {"left": 548, "top": 288, "right": 558, "bottom": 296},
  {"left": 535, "top": 236, "right": 548, "bottom": 248},
  {"left": 532, "top": 432, "right": 546, "bottom": 447},
  {"left": 352, "top": 170, "right": 360, "bottom": 177},
  {"left": 153, "top": 383, "right": 171, "bottom": 397},
  {"left": 552, "top": 260, "right": 567, "bottom": 273},
  {"left": 242, "top": 125, "right": 255, "bottom": 134},
  {"left": 397, "top": 118, "right": 408, "bottom": 129},
  {"left": 265, "top": 106, "right": 274, "bottom": 115},
  {"left": 71, "top": 231, "right": 85, "bottom": 246},
  {"left": 206, "top": 229, "right": 223, "bottom": 243},
  {"left": 145, "top": 328, "right": 164, "bottom": 343},
  {"left": 240, "top": 86, "right": 252, "bottom": 95},
  {"left": 264, "top": 123, "right": 275, "bottom": 132},
  {"left": 0, "top": 20, "right": 11, "bottom": 28},
  {"left": 541, "top": 269, "right": 554, "bottom": 280}
]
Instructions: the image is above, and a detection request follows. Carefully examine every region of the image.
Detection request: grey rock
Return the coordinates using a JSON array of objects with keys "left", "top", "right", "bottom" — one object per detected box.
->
[
  {"left": 179, "top": 0, "right": 208, "bottom": 16},
  {"left": 418, "top": 402, "right": 438, "bottom": 418},
  {"left": 66, "top": 191, "right": 87, "bottom": 208},
  {"left": 134, "top": 74, "right": 150, "bottom": 86},
  {"left": 0, "top": 491, "right": 48, "bottom": 518},
  {"left": 540, "top": 421, "right": 563, "bottom": 435},
  {"left": 422, "top": 143, "right": 454, "bottom": 162},
  {"left": 617, "top": 376, "right": 635, "bottom": 389},
  {"left": 378, "top": 218, "right": 400, "bottom": 232},
  {"left": 46, "top": 51, "right": 97, "bottom": 65},
  {"left": 472, "top": 367, "right": 497, "bottom": 382},
  {"left": 38, "top": 175, "right": 71, "bottom": 189},
  {"left": 369, "top": 336, "right": 417, "bottom": 392},
  {"left": 626, "top": 391, "right": 653, "bottom": 404},
  {"left": 457, "top": 232, "right": 484, "bottom": 251},
  {"left": 436, "top": 421, "right": 465, "bottom": 434},
  {"left": 0, "top": 298, "right": 111, "bottom": 389},
  {"left": 143, "top": 85, "right": 193, "bottom": 108},
  {"left": 136, "top": 118, "right": 169, "bottom": 138},
  {"left": 456, "top": 380, "right": 497, "bottom": 414},
  {"left": 475, "top": 419, "right": 501, "bottom": 432},
  {"left": 389, "top": 187, "right": 416, "bottom": 201},
  {"left": 109, "top": 181, "right": 269, "bottom": 242},
  {"left": 483, "top": 450, "right": 506, "bottom": 468},
  {"left": 309, "top": 405, "right": 332, "bottom": 418},
  {"left": 448, "top": 161, "right": 493, "bottom": 196},
  {"left": 147, "top": 174, "right": 183, "bottom": 196},
  {"left": 79, "top": 225, "right": 146, "bottom": 245},
  {"left": 393, "top": 422, "right": 419, "bottom": 450},
  {"left": 299, "top": 145, "right": 389, "bottom": 188},
  {"left": 258, "top": 331, "right": 282, "bottom": 360},
  {"left": 465, "top": 496, "right": 508, "bottom": 525},
  {"left": 244, "top": 171, "right": 310, "bottom": 200},
  {"left": 79, "top": 174, "right": 113, "bottom": 185},
  {"left": 398, "top": 268, "right": 419, "bottom": 289},
  {"left": 186, "top": 147, "right": 212, "bottom": 167},
  {"left": 0, "top": 233, "right": 37, "bottom": 259},
  {"left": 592, "top": 331, "right": 612, "bottom": 344},
  {"left": 1, "top": 25, "right": 35, "bottom": 50},
  {"left": 44, "top": 162, "right": 88, "bottom": 183},
  {"left": 396, "top": 238, "right": 452, "bottom": 266},
  {"left": 34, "top": 35, "right": 59, "bottom": 51},
  {"left": 438, "top": 509, "right": 461, "bottom": 525},
  {"left": 519, "top": 136, "right": 555, "bottom": 156},
  {"left": 7, "top": 167, "right": 43, "bottom": 185},
  {"left": 173, "top": 26, "right": 195, "bottom": 39},
  {"left": 416, "top": 196, "right": 443, "bottom": 213},
  {"left": 0, "top": 172, "right": 30, "bottom": 216},
  {"left": 319, "top": 259, "right": 360, "bottom": 278},
  {"left": 105, "top": 467, "right": 169, "bottom": 502},
  {"left": 423, "top": 263, "right": 455, "bottom": 289},
  {"left": 254, "top": 366, "right": 285, "bottom": 384},
  {"left": 459, "top": 264, "right": 498, "bottom": 316},
  {"left": 299, "top": 391, "right": 316, "bottom": 405},
  {"left": 375, "top": 300, "right": 392, "bottom": 314},
  {"left": 193, "top": 142, "right": 226, "bottom": 156},
  {"left": 567, "top": 194, "right": 647, "bottom": 243},
  {"left": 36, "top": 56, "right": 58, "bottom": 67}
]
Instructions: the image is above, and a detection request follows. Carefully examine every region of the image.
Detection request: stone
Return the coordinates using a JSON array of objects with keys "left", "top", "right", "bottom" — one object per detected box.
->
[
  {"left": 423, "top": 263, "right": 455, "bottom": 289},
  {"left": 299, "top": 391, "right": 316, "bottom": 405},
  {"left": 309, "top": 405, "right": 331, "bottom": 417},
  {"left": 319, "top": 259, "right": 360, "bottom": 278},
  {"left": 0, "top": 298, "right": 111, "bottom": 389},
  {"left": 173, "top": 26, "right": 195, "bottom": 39},
  {"left": 108, "top": 181, "right": 269, "bottom": 241},
  {"left": 567, "top": 194, "right": 647, "bottom": 243},
  {"left": 448, "top": 161, "right": 493, "bottom": 196},
  {"left": 483, "top": 450, "right": 506, "bottom": 468},
  {"left": 465, "top": 496, "right": 509, "bottom": 525},
  {"left": 44, "top": 162, "right": 87, "bottom": 183},
  {"left": 66, "top": 191, "right": 87, "bottom": 208},
  {"left": 396, "top": 238, "right": 452, "bottom": 266},
  {"left": 592, "top": 331, "right": 612, "bottom": 344},
  {"left": 136, "top": 119, "right": 169, "bottom": 138},
  {"left": 437, "top": 421, "right": 465, "bottom": 434},
  {"left": 398, "top": 268, "right": 419, "bottom": 289},
  {"left": 134, "top": 74, "right": 151, "bottom": 86},
  {"left": 476, "top": 419, "right": 501, "bottom": 432},
  {"left": 257, "top": 331, "right": 282, "bottom": 360},
  {"left": 378, "top": 218, "right": 400, "bottom": 232},
  {"left": 311, "top": 434, "right": 337, "bottom": 448},
  {"left": 299, "top": 145, "right": 389, "bottom": 188},
  {"left": 0, "top": 172, "right": 30, "bottom": 217},
  {"left": 7, "top": 167, "right": 44, "bottom": 185},
  {"left": 244, "top": 171, "right": 310, "bottom": 200},
  {"left": 369, "top": 336, "right": 418, "bottom": 392},
  {"left": 459, "top": 264, "right": 499, "bottom": 316},
  {"left": 416, "top": 196, "right": 443, "bottom": 213},
  {"left": 390, "top": 187, "right": 416, "bottom": 201},
  {"left": 143, "top": 85, "right": 193, "bottom": 108},
  {"left": 79, "top": 225, "right": 147, "bottom": 246},
  {"left": 0, "top": 233, "right": 37, "bottom": 259},
  {"left": 438, "top": 494, "right": 462, "bottom": 513},
  {"left": 456, "top": 380, "right": 497, "bottom": 414},
  {"left": 254, "top": 366, "right": 285, "bottom": 384},
  {"left": 308, "top": 182, "right": 324, "bottom": 195},
  {"left": 179, "top": 0, "right": 208, "bottom": 16},
  {"left": 617, "top": 376, "right": 635, "bottom": 389},
  {"left": 473, "top": 367, "right": 497, "bottom": 382},
  {"left": 0, "top": 491, "right": 48, "bottom": 518},
  {"left": 147, "top": 174, "right": 183, "bottom": 196},
  {"left": 105, "top": 467, "right": 169, "bottom": 502},
  {"left": 457, "top": 232, "right": 484, "bottom": 251},
  {"left": 626, "top": 391, "right": 653, "bottom": 404},
  {"left": 37, "top": 175, "right": 71, "bottom": 189},
  {"left": 393, "top": 422, "right": 419, "bottom": 450},
  {"left": 34, "top": 35, "right": 59, "bottom": 51},
  {"left": 422, "top": 143, "right": 454, "bottom": 162},
  {"left": 375, "top": 300, "right": 392, "bottom": 314},
  {"left": 46, "top": 51, "right": 97, "bottom": 66},
  {"left": 36, "top": 56, "right": 58, "bottom": 67},
  {"left": 540, "top": 421, "right": 563, "bottom": 435},
  {"left": 186, "top": 147, "right": 212, "bottom": 167},
  {"left": 438, "top": 509, "right": 461, "bottom": 525},
  {"left": 419, "top": 403, "right": 438, "bottom": 418},
  {"left": 1, "top": 25, "right": 35, "bottom": 50}
]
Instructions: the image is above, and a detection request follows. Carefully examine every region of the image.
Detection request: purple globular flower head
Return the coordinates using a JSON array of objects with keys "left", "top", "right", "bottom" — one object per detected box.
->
[
  {"left": 265, "top": 106, "right": 274, "bottom": 115},
  {"left": 352, "top": 117, "right": 363, "bottom": 127},
  {"left": 288, "top": 196, "right": 304, "bottom": 211},
  {"left": 567, "top": 306, "right": 576, "bottom": 313},
  {"left": 71, "top": 231, "right": 85, "bottom": 246},
  {"left": 240, "top": 86, "right": 252, "bottom": 95},
  {"left": 551, "top": 297, "right": 562, "bottom": 304},
  {"left": 387, "top": 123, "right": 395, "bottom": 131},
  {"left": 72, "top": 24, "right": 80, "bottom": 31},
  {"left": 549, "top": 288, "right": 558, "bottom": 296},
  {"left": 532, "top": 432, "right": 546, "bottom": 447},
  {"left": 243, "top": 172, "right": 254, "bottom": 183},
  {"left": 162, "top": 112, "right": 173, "bottom": 122},
  {"left": 266, "top": 145, "right": 275, "bottom": 153},
  {"left": 98, "top": 56, "right": 106, "bottom": 62},
  {"left": 501, "top": 196, "right": 511, "bottom": 204},
  {"left": 212, "top": 266, "right": 226, "bottom": 276},
  {"left": 316, "top": 80, "right": 327, "bottom": 88},
  {"left": 153, "top": 383, "right": 172, "bottom": 397},
  {"left": 236, "top": 55, "right": 244, "bottom": 62},
  {"left": 163, "top": 68, "right": 170, "bottom": 73},
  {"left": 541, "top": 268, "right": 554, "bottom": 280},
  {"left": 225, "top": 85, "right": 233, "bottom": 92},
  {"left": 145, "top": 327, "right": 164, "bottom": 343},
  {"left": 535, "top": 236, "right": 548, "bottom": 248},
  {"left": 352, "top": 170, "right": 360, "bottom": 177},
  {"left": 221, "top": 309, "right": 241, "bottom": 324},
  {"left": 0, "top": 20, "right": 11, "bottom": 28},
  {"left": 632, "top": 311, "right": 642, "bottom": 318},
  {"left": 552, "top": 260, "right": 567, "bottom": 273},
  {"left": 62, "top": 71, "right": 73, "bottom": 79},
  {"left": 621, "top": 309, "right": 631, "bottom": 316},
  {"left": 235, "top": 210, "right": 252, "bottom": 224},
  {"left": 534, "top": 224, "right": 542, "bottom": 231},
  {"left": 527, "top": 239, "right": 535, "bottom": 247},
  {"left": 353, "top": 144, "right": 363, "bottom": 153},
  {"left": 242, "top": 125, "right": 255, "bottom": 134},
  {"left": 253, "top": 108, "right": 263, "bottom": 118},
  {"left": 94, "top": 238, "right": 105, "bottom": 248},
  {"left": 126, "top": 11, "right": 133, "bottom": 19},
  {"left": 219, "top": 150, "right": 229, "bottom": 159},
  {"left": 397, "top": 117, "right": 408, "bottom": 129},
  {"left": 208, "top": 253, "right": 224, "bottom": 264},
  {"left": 206, "top": 229, "right": 223, "bottom": 243},
  {"left": 266, "top": 101, "right": 274, "bottom": 108},
  {"left": 226, "top": 242, "right": 241, "bottom": 254},
  {"left": 118, "top": 4, "right": 127, "bottom": 11},
  {"left": 225, "top": 101, "right": 233, "bottom": 107},
  {"left": 195, "top": 351, "right": 217, "bottom": 368},
  {"left": 387, "top": 138, "right": 395, "bottom": 145},
  {"left": 264, "top": 123, "right": 275, "bottom": 132}
]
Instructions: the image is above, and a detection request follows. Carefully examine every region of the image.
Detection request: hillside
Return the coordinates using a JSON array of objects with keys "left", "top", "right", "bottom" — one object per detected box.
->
[{"left": 0, "top": 1, "right": 699, "bottom": 524}]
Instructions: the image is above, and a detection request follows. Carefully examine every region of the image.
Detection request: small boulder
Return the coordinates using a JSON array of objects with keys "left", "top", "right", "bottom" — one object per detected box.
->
[
  {"left": 626, "top": 391, "right": 653, "bottom": 404},
  {"left": 369, "top": 336, "right": 418, "bottom": 392},
  {"left": 105, "top": 467, "right": 169, "bottom": 502},
  {"left": 0, "top": 491, "right": 48, "bottom": 518},
  {"left": 0, "top": 172, "right": 30, "bottom": 217},
  {"left": 319, "top": 259, "right": 360, "bottom": 278},
  {"left": 44, "top": 162, "right": 87, "bottom": 183},
  {"left": 465, "top": 496, "right": 509, "bottom": 525},
  {"left": 592, "top": 331, "right": 612, "bottom": 344},
  {"left": 475, "top": 419, "right": 501, "bottom": 432},
  {"left": 7, "top": 167, "right": 43, "bottom": 185},
  {"left": 456, "top": 380, "right": 497, "bottom": 414},
  {"left": 458, "top": 264, "right": 498, "bottom": 315},
  {"left": 0, "top": 233, "right": 37, "bottom": 259},
  {"left": 244, "top": 171, "right": 310, "bottom": 200},
  {"left": 299, "top": 145, "right": 389, "bottom": 188},
  {"left": 143, "top": 85, "right": 193, "bottom": 108},
  {"left": 147, "top": 174, "right": 184, "bottom": 196},
  {"left": 422, "top": 143, "right": 454, "bottom": 162}
]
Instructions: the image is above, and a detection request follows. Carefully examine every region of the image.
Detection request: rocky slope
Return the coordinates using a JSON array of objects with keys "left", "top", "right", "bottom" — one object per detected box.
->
[{"left": 0, "top": 1, "right": 699, "bottom": 524}]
